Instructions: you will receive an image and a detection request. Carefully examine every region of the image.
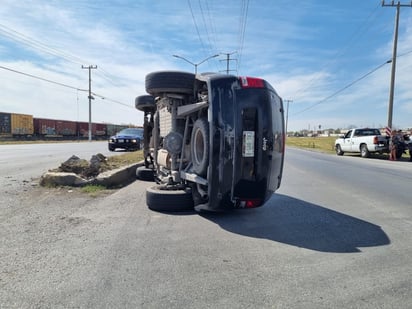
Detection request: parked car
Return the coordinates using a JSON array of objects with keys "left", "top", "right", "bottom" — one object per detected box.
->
[
  {"left": 135, "top": 71, "right": 285, "bottom": 212},
  {"left": 108, "top": 127, "right": 143, "bottom": 151},
  {"left": 334, "top": 128, "right": 389, "bottom": 158}
]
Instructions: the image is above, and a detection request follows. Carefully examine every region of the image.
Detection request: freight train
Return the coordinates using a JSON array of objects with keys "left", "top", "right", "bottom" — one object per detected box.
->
[{"left": 0, "top": 112, "right": 140, "bottom": 140}]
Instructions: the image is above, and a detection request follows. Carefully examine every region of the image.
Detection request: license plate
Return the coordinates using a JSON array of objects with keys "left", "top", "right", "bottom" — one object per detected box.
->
[{"left": 242, "top": 131, "right": 255, "bottom": 157}]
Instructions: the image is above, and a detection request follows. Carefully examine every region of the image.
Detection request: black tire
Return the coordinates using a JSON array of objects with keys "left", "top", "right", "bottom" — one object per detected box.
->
[
  {"left": 136, "top": 166, "right": 155, "bottom": 181},
  {"left": 108, "top": 145, "right": 115, "bottom": 151},
  {"left": 360, "top": 144, "right": 370, "bottom": 158},
  {"left": 145, "top": 71, "right": 195, "bottom": 95},
  {"left": 191, "top": 118, "right": 209, "bottom": 176},
  {"left": 135, "top": 95, "right": 155, "bottom": 112},
  {"left": 146, "top": 185, "right": 194, "bottom": 212},
  {"left": 335, "top": 144, "right": 344, "bottom": 156}
]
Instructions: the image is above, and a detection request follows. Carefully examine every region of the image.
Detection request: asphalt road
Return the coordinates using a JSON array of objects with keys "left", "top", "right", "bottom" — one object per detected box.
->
[
  {"left": 1, "top": 145, "right": 411, "bottom": 308},
  {"left": 0, "top": 141, "right": 124, "bottom": 193}
]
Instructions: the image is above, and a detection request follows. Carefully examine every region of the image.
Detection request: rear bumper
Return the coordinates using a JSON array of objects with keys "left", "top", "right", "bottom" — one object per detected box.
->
[{"left": 372, "top": 145, "right": 388, "bottom": 152}]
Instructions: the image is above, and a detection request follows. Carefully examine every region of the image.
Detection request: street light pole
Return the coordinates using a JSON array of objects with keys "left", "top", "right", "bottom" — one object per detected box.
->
[{"left": 173, "top": 54, "right": 219, "bottom": 74}]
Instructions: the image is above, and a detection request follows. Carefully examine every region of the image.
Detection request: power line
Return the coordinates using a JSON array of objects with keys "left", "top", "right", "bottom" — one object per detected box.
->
[
  {"left": 292, "top": 3, "right": 382, "bottom": 101},
  {"left": 0, "top": 64, "right": 132, "bottom": 109},
  {"left": 204, "top": 1, "right": 219, "bottom": 55},
  {"left": 92, "top": 92, "right": 134, "bottom": 109},
  {"left": 0, "top": 23, "right": 85, "bottom": 65},
  {"left": 187, "top": 0, "right": 207, "bottom": 57},
  {"left": 237, "top": 0, "right": 249, "bottom": 73},
  {"left": 292, "top": 60, "right": 391, "bottom": 116},
  {"left": 0, "top": 23, "right": 126, "bottom": 89},
  {"left": 0, "top": 64, "right": 86, "bottom": 92},
  {"left": 198, "top": 1, "right": 214, "bottom": 54}
]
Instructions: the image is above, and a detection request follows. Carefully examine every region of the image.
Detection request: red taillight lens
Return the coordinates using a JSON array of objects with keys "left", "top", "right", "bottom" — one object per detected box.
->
[
  {"left": 373, "top": 136, "right": 378, "bottom": 144},
  {"left": 237, "top": 199, "right": 263, "bottom": 208},
  {"left": 239, "top": 77, "right": 265, "bottom": 88}
]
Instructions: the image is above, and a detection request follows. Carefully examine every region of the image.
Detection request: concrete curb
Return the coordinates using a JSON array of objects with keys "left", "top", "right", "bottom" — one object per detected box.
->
[
  {"left": 40, "top": 161, "right": 145, "bottom": 188},
  {"left": 93, "top": 162, "right": 143, "bottom": 187}
]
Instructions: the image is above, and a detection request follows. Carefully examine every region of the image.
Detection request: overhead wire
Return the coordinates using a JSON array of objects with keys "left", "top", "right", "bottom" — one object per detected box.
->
[
  {"left": 291, "top": 44, "right": 412, "bottom": 116},
  {"left": 91, "top": 92, "right": 134, "bottom": 109},
  {"left": 187, "top": 0, "right": 207, "bottom": 58},
  {"left": 292, "top": 59, "right": 391, "bottom": 116},
  {"left": 0, "top": 64, "right": 133, "bottom": 109},
  {"left": 236, "top": 0, "right": 249, "bottom": 73},
  {"left": 204, "top": 1, "right": 219, "bottom": 54},
  {"left": 0, "top": 64, "right": 87, "bottom": 92},
  {"left": 198, "top": 0, "right": 214, "bottom": 54},
  {"left": 0, "top": 22, "right": 126, "bottom": 88},
  {"left": 0, "top": 23, "right": 85, "bottom": 65},
  {"left": 292, "top": 3, "right": 383, "bottom": 99}
]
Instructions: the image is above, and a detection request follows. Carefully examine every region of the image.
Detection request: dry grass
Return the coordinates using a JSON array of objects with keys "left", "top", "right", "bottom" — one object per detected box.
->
[
  {"left": 286, "top": 136, "right": 337, "bottom": 154},
  {"left": 105, "top": 150, "right": 144, "bottom": 170},
  {"left": 286, "top": 136, "right": 412, "bottom": 160}
]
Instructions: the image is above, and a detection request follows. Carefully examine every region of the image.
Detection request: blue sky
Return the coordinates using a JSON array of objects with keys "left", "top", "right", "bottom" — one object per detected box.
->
[{"left": 0, "top": 0, "right": 411, "bottom": 131}]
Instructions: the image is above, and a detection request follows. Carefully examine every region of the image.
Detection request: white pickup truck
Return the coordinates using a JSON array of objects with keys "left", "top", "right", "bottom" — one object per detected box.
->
[{"left": 335, "top": 128, "right": 389, "bottom": 158}]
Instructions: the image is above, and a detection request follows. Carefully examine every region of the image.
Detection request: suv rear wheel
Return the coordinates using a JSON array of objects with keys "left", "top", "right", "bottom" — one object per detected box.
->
[{"left": 145, "top": 71, "right": 195, "bottom": 95}]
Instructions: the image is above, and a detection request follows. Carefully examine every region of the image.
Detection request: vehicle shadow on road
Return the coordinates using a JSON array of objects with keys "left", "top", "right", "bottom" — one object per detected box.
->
[{"left": 200, "top": 194, "right": 390, "bottom": 253}]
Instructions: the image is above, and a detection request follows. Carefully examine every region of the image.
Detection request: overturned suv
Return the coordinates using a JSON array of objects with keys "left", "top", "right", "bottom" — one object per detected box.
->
[{"left": 135, "top": 71, "right": 285, "bottom": 212}]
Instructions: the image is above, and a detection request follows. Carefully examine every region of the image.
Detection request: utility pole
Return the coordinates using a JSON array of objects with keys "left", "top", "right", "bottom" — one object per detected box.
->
[
  {"left": 220, "top": 52, "right": 237, "bottom": 74},
  {"left": 82, "top": 65, "right": 97, "bottom": 141},
  {"left": 381, "top": 1, "right": 412, "bottom": 129},
  {"left": 284, "top": 99, "right": 293, "bottom": 134}
]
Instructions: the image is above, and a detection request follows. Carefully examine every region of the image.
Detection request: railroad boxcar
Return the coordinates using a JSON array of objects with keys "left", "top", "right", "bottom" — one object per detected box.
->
[
  {"left": 77, "top": 121, "right": 98, "bottom": 137},
  {"left": 0, "top": 112, "right": 12, "bottom": 135},
  {"left": 1, "top": 112, "right": 34, "bottom": 136},
  {"left": 95, "top": 123, "right": 107, "bottom": 137},
  {"left": 33, "top": 118, "right": 57, "bottom": 136},
  {"left": 12, "top": 113, "right": 34, "bottom": 135},
  {"left": 55, "top": 119, "right": 77, "bottom": 136}
]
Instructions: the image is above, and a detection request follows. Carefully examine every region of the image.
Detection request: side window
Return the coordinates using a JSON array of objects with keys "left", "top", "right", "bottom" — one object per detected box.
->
[{"left": 344, "top": 130, "right": 352, "bottom": 139}]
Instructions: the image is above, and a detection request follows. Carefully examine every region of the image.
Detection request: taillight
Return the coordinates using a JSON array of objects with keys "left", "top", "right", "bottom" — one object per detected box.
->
[
  {"left": 237, "top": 199, "right": 263, "bottom": 208},
  {"left": 373, "top": 136, "right": 378, "bottom": 144},
  {"left": 239, "top": 76, "right": 265, "bottom": 88}
]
